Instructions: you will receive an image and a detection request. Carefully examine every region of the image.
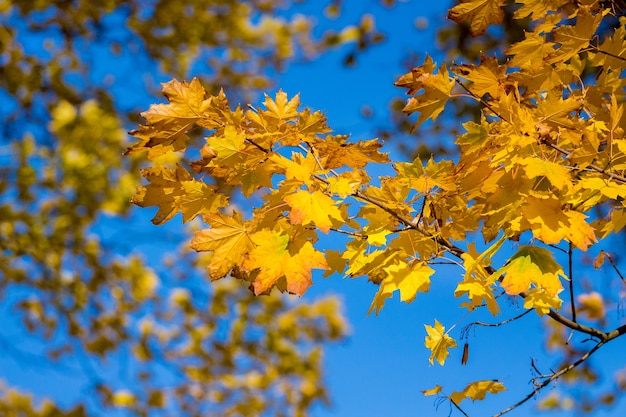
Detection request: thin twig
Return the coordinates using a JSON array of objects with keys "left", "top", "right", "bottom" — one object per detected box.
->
[
  {"left": 454, "top": 78, "right": 510, "bottom": 123},
  {"left": 605, "top": 252, "right": 626, "bottom": 283},
  {"left": 451, "top": 399, "right": 471, "bottom": 417},
  {"left": 568, "top": 242, "right": 577, "bottom": 324},
  {"left": 544, "top": 141, "right": 626, "bottom": 184},
  {"left": 463, "top": 309, "right": 532, "bottom": 333},
  {"left": 491, "top": 339, "right": 607, "bottom": 417}
]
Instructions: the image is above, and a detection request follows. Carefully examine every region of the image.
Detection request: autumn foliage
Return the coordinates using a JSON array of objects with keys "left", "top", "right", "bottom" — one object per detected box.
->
[{"left": 128, "top": 0, "right": 626, "bottom": 414}]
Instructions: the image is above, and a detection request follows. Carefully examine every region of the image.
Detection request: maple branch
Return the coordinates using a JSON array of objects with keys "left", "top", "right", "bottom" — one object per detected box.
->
[
  {"left": 492, "top": 339, "right": 607, "bottom": 417},
  {"left": 462, "top": 310, "right": 532, "bottom": 336},
  {"left": 453, "top": 78, "right": 510, "bottom": 123},
  {"left": 245, "top": 137, "right": 270, "bottom": 153},
  {"left": 568, "top": 242, "right": 577, "bottom": 324},
  {"left": 450, "top": 399, "right": 471, "bottom": 417},
  {"left": 605, "top": 252, "right": 626, "bottom": 283},
  {"left": 592, "top": 48, "right": 626, "bottom": 63},
  {"left": 544, "top": 141, "right": 626, "bottom": 184}
]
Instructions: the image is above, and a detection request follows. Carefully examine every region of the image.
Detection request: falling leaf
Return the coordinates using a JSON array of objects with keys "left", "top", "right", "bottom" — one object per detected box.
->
[{"left": 424, "top": 319, "right": 457, "bottom": 366}]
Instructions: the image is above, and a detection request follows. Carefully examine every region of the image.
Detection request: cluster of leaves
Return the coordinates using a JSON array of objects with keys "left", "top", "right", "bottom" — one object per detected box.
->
[{"left": 129, "top": 0, "right": 626, "bottom": 414}]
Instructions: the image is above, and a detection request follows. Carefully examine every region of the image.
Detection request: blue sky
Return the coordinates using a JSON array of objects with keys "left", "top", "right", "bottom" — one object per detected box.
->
[{"left": 3, "top": 1, "right": 626, "bottom": 417}]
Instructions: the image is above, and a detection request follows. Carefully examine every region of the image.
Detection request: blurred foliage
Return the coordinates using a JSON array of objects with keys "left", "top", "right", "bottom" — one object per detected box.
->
[{"left": 0, "top": 0, "right": 391, "bottom": 415}]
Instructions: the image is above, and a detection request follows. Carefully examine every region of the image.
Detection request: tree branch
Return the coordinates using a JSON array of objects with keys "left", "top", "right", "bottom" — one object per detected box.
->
[
  {"left": 544, "top": 141, "right": 626, "bottom": 184},
  {"left": 491, "top": 339, "right": 607, "bottom": 417}
]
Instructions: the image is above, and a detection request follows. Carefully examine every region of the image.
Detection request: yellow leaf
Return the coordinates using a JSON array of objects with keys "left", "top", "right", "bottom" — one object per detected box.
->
[
  {"left": 400, "top": 61, "right": 454, "bottom": 129},
  {"left": 422, "top": 385, "right": 443, "bottom": 396},
  {"left": 497, "top": 246, "right": 565, "bottom": 297},
  {"left": 424, "top": 319, "right": 457, "bottom": 366},
  {"left": 190, "top": 212, "right": 254, "bottom": 279},
  {"left": 447, "top": 0, "right": 505, "bottom": 37},
  {"left": 284, "top": 190, "right": 343, "bottom": 233},
  {"left": 522, "top": 195, "right": 595, "bottom": 250},
  {"left": 125, "top": 78, "right": 212, "bottom": 158},
  {"left": 593, "top": 250, "right": 606, "bottom": 269},
  {"left": 449, "top": 380, "right": 506, "bottom": 405},
  {"left": 453, "top": 54, "right": 507, "bottom": 99},
  {"left": 577, "top": 291, "right": 605, "bottom": 320},
  {"left": 519, "top": 158, "right": 572, "bottom": 191},
  {"left": 208, "top": 124, "right": 246, "bottom": 166},
  {"left": 368, "top": 261, "right": 433, "bottom": 314},
  {"left": 312, "top": 135, "right": 389, "bottom": 169},
  {"left": 132, "top": 164, "right": 227, "bottom": 224},
  {"left": 245, "top": 230, "right": 328, "bottom": 296},
  {"left": 328, "top": 175, "right": 360, "bottom": 198},
  {"left": 112, "top": 390, "right": 136, "bottom": 408},
  {"left": 270, "top": 152, "right": 324, "bottom": 186},
  {"left": 523, "top": 288, "right": 563, "bottom": 316},
  {"left": 263, "top": 89, "right": 300, "bottom": 119}
]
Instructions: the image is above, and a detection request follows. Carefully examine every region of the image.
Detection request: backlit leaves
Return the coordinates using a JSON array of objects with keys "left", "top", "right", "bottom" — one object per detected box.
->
[{"left": 128, "top": 1, "right": 626, "bottom": 413}]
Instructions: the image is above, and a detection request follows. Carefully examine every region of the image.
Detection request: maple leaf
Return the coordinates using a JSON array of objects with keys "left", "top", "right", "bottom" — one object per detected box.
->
[
  {"left": 284, "top": 190, "right": 344, "bottom": 233},
  {"left": 505, "top": 31, "right": 555, "bottom": 71},
  {"left": 447, "top": 0, "right": 505, "bottom": 37},
  {"left": 125, "top": 78, "right": 212, "bottom": 159},
  {"left": 263, "top": 89, "right": 301, "bottom": 120},
  {"left": 513, "top": 0, "right": 570, "bottom": 20},
  {"left": 399, "top": 59, "right": 455, "bottom": 129},
  {"left": 424, "top": 320, "right": 457, "bottom": 366},
  {"left": 547, "top": 7, "right": 605, "bottom": 65},
  {"left": 577, "top": 291, "right": 605, "bottom": 320},
  {"left": 311, "top": 135, "right": 389, "bottom": 169},
  {"left": 449, "top": 380, "right": 506, "bottom": 405},
  {"left": 497, "top": 246, "right": 565, "bottom": 299},
  {"left": 244, "top": 230, "right": 328, "bottom": 296},
  {"left": 422, "top": 385, "right": 443, "bottom": 396},
  {"left": 207, "top": 125, "right": 246, "bottom": 166},
  {"left": 455, "top": 239, "right": 504, "bottom": 315},
  {"left": 590, "top": 23, "right": 626, "bottom": 69},
  {"left": 132, "top": 164, "right": 227, "bottom": 224},
  {"left": 368, "top": 261, "right": 434, "bottom": 315},
  {"left": 453, "top": 54, "right": 507, "bottom": 99},
  {"left": 270, "top": 152, "right": 325, "bottom": 186},
  {"left": 190, "top": 212, "right": 254, "bottom": 279},
  {"left": 518, "top": 158, "right": 572, "bottom": 191},
  {"left": 523, "top": 288, "right": 563, "bottom": 315},
  {"left": 521, "top": 195, "right": 596, "bottom": 250}
]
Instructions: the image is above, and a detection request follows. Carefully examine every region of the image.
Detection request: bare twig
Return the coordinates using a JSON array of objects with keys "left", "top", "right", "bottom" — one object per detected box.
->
[
  {"left": 605, "top": 252, "right": 626, "bottom": 283},
  {"left": 462, "top": 309, "right": 532, "bottom": 337},
  {"left": 491, "top": 339, "right": 607, "bottom": 417},
  {"left": 568, "top": 242, "right": 577, "bottom": 324}
]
